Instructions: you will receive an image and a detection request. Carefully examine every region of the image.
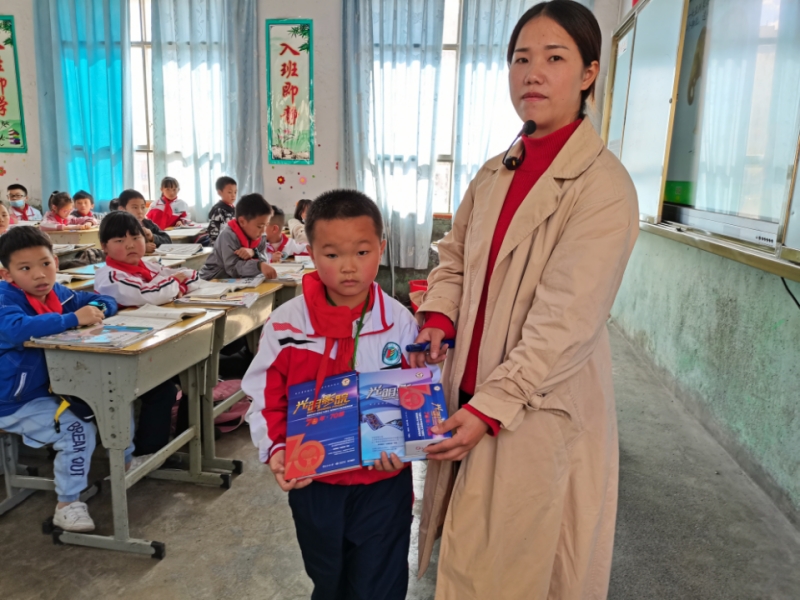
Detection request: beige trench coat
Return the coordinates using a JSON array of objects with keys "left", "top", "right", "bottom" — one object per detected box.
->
[{"left": 415, "top": 120, "right": 638, "bottom": 600}]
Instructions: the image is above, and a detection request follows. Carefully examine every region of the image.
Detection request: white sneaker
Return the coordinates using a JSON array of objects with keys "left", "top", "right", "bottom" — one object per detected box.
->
[
  {"left": 127, "top": 454, "right": 154, "bottom": 471},
  {"left": 53, "top": 501, "right": 95, "bottom": 533}
]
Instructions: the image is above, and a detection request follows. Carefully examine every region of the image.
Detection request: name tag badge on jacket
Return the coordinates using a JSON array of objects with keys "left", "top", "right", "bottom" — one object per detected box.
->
[{"left": 382, "top": 342, "right": 401, "bottom": 366}]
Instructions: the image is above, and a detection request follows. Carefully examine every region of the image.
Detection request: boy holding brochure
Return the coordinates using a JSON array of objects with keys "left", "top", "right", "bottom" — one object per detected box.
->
[{"left": 242, "top": 190, "right": 436, "bottom": 600}]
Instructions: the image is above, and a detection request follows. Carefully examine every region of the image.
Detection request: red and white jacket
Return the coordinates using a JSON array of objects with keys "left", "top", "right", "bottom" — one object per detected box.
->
[
  {"left": 242, "top": 273, "right": 439, "bottom": 486},
  {"left": 94, "top": 259, "right": 200, "bottom": 307},
  {"left": 266, "top": 233, "right": 308, "bottom": 260},
  {"left": 10, "top": 203, "right": 42, "bottom": 221},
  {"left": 146, "top": 196, "right": 192, "bottom": 230},
  {"left": 40, "top": 210, "right": 97, "bottom": 231}
]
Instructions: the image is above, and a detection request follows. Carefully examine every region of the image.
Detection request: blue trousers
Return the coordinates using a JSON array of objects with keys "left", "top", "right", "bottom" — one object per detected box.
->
[
  {"left": 288, "top": 468, "right": 413, "bottom": 600},
  {"left": 0, "top": 396, "right": 97, "bottom": 502}
]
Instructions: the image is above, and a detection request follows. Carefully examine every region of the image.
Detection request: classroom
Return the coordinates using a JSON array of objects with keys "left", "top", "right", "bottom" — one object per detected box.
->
[{"left": 1, "top": 0, "right": 799, "bottom": 599}]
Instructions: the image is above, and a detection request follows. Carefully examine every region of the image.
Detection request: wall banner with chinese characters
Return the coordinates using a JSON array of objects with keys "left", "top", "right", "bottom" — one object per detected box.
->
[
  {"left": 266, "top": 19, "right": 314, "bottom": 165},
  {"left": 0, "top": 17, "right": 26, "bottom": 153}
]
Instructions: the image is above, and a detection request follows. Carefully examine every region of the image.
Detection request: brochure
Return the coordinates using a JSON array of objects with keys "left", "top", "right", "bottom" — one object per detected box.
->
[
  {"left": 400, "top": 383, "right": 451, "bottom": 459},
  {"left": 358, "top": 368, "right": 433, "bottom": 464},
  {"left": 30, "top": 324, "right": 155, "bottom": 349},
  {"left": 103, "top": 306, "right": 206, "bottom": 331},
  {"left": 285, "top": 372, "right": 361, "bottom": 480}
]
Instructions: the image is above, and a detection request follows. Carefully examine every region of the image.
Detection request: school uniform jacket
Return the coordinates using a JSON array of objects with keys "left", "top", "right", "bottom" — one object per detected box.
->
[
  {"left": 146, "top": 196, "right": 191, "bottom": 230},
  {"left": 94, "top": 261, "right": 201, "bottom": 307},
  {"left": 0, "top": 282, "right": 118, "bottom": 417},
  {"left": 142, "top": 218, "right": 172, "bottom": 247},
  {"left": 207, "top": 201, "right": 235, "bottom": 242},
  {"left": 266, "top": 233, "right": 308, "bottom": 259},
  {"left": 199, "top": 223, "right": 269, "bottom": 280},
  {"left": 242, "top": 279, "right": 439, "bottom": 486},
  {"left": 40, "top": 211, "right": 97, "bottom": 231},
  {"left": 10, "top": 204, "right": 42, "bottom": 221}
]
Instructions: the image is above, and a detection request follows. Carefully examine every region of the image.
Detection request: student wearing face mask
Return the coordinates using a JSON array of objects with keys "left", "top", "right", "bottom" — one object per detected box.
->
[{"left": 7, "top": 184, "right": 42, "bottom": 221}]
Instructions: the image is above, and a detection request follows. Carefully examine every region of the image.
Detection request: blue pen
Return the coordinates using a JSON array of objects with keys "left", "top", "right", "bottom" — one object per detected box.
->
[
  {"left": 88, "top": 300, "right": 108, "bottom": 316},
  {"left": 405, "top": 339, "right": 456, "bottom": 353}
]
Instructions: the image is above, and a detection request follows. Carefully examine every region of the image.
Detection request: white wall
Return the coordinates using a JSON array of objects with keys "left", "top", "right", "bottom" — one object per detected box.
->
[
  {"left": 0, "top": 0, "right": 41, "bottom": 209},
  {"left": 258, "top": 0, "right": 343, "bottom": 216}
]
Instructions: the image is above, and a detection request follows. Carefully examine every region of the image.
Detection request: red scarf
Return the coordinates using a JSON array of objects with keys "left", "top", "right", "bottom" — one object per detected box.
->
[
  {"left": 229, "top": 220, "right": 261, "bottom": 249},
  {"left": 51, "top": 212, "right": 69, "bottom": 225},
  {"left": 267, "top": 233, "right": 289, "bottom": 253},
  {"left": 13, "top": 283, "right": 63, "bottom": 315},
  {"left": 161, "top": 195, "right": 175, "bottom": 225},
  {"left": 303, "top": 271, "right": 375, "bottom": 402},
  {"left": 11, "top": 205, "right": 29, "bottom": 221},
  {"left": 106, "top": 256, "right": 155, "bottom": 282}
]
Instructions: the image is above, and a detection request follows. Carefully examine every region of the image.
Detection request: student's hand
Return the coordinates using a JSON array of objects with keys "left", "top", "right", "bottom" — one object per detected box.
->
[
  {"left": 424, "top": 408, "right": 490, "bottom": 462},
  {"left": 370, "top": 452, "right": 404, "bottom": 472},
  {"left": 143, "top": 227, "right": 154, "bottom": 241},
  {"left": 145, "top": 242, "right": 157, "bottom": 254},
  {"left": 269, "top": 449, "right": 313, "bottom": 492},
  {"left": 81, "top": 223, "right": 92, "bottom": 230},
  {"left": 272, "top": 251, "right": 283, "bottom": 262},
  {"left": 409, "top": 327, "right": 449, "bottom": 368},
  {"left": 235, "top": 248, "right": 255, "bottom": 260},
  {"left": 75, "top": 305, "right": 105, "bottom": 327},
  {"left": 260, "top": 263, "right": 277, "bottom": 279},
  {"left": 173, "top": 272, "right": 189, "bottom": 283}
]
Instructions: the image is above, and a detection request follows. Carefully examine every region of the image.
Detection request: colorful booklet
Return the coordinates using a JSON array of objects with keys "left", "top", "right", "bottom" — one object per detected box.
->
[
  {"left": 399, "top": 383, "right": 450, "bottom": 460},
  {"left": 358, "top": 368, "right": 433, "bottom": 464},
  {"left": 30, "top": 324, "right": 155, "bottom": 349},
  {"left": 285, "top": 372, "right": 361, "bottom": 481}
]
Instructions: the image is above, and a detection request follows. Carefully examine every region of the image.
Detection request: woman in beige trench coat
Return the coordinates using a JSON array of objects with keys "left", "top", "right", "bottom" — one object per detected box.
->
[{"left": 409, "top": 2, "right": 639, "bottom": 598}]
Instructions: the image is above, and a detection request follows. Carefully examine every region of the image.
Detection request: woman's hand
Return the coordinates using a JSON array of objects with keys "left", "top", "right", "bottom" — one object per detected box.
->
[
  {"left": 409, "top": 327, "right": 450, "bottom": 369},
  {"left": 425, "top": 408, "right": 490, "bottom": 462},
  {"left": 269, "top": 449, "right": 313, "bottom": 492}
]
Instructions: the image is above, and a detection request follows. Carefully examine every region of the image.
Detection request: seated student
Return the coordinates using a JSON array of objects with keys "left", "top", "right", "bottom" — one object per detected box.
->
[
  {"left": 199, "top": 193, "right": 277, "bottom": 280},
  {"left": 95, "top": 211, "right": 199, "bottom": 305},
  {"left": 117, "top": 189, "right": 171, "bottom": 253},
  {"left": 265, "top": 207, "right": 308, "bottom": 261},
  {"left": 7, "top": 184, "right": 42, "bottom": 222},
  {"left": 287, "top": 198, "right": 311, "bottom": 244},
  {"left": 72, "top": 190, "right": 104, "bottom": 221},
  {"left": 208, "top": 176, "right": 237, "bottom": 243},
  {"left": 41, "top": 192, "right": 97, "bottom": 231},
  {"left": 242, "top": 190, "right": 432, "bottom": 600},
  {"left": 146, "top": 176, "right": 192, "bottom": 230},
  {"left": 0, "top": 227, "right": 118, "bottom": 531},
  {"left": 108, "top": 198, "right": 120, "bottom": 212},
  {"left": 0, "top": 203, "right": 12, "bottom": 234}
]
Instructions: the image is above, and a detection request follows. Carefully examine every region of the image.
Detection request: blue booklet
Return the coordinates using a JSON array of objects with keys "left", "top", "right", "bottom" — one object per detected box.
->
[
  {"left": 400, "top": 383, "right": 450, "bottom": 459},
  {"left": 285, "top": 372, "right": 360, "bottom": 480},
  {"left": 358, "top": 368, "right": 432, "bottom": 465}
]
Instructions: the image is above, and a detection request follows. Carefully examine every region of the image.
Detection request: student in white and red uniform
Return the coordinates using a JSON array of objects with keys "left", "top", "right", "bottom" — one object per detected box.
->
[
  {"left": 146, "top": 176, "right": 192, "bottom": 230},
  {"left": 242, "top": 190, "right": 438, "bottom": 600},
  {"left": 264, "top": 206, "right": 308, "bottom": 262},
  {"left": 94, "top": 211, "right": 200, "bottom": 307},
  {"left": 7, "top": 184, "right": 42, "bottom": 221},
  {"left": 40, "top": 192, "right": 97, "bottom": 231}
]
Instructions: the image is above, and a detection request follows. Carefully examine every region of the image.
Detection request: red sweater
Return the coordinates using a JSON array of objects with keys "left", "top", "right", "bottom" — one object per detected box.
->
[{"left": 424, "top": 119, "right": 582, "bottom": 434}]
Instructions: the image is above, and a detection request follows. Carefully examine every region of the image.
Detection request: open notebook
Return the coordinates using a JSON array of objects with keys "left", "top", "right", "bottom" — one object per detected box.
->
[{"left": 182, "top": 275, "right": 265, "bottom": 298}]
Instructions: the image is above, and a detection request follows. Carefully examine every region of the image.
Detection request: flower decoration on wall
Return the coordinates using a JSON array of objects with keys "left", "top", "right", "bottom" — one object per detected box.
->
[
  {"left": 0, "top": 167, "right": 7, "bottom": 176},
  {"left": 299, "top": 176, "right": 307, "bottom": 185},
  {"left": 277, "top": 176, "right": 285, "bottom": 185}
]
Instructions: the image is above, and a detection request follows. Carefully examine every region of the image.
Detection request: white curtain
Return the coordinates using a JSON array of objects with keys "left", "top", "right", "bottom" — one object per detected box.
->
[{"left": 151, "top": 0, "right": 263, "bottom": 219}]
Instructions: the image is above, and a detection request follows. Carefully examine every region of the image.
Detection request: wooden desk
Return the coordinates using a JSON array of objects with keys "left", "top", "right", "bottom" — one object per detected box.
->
[
  {"left": 26, "top": 310, "right": 227, "bottom": 557},
  {"left": 164, "top": 282, "right": 283, "bottom": 472},
  {"left": 272, "top": 267, "right": 314, "bottom": 307},
  {"left": 46, "top": 228, "right": 100, "bottom": 247}
]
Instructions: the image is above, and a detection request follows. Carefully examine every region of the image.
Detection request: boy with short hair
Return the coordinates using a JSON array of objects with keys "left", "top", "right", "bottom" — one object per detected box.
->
[
  {"left": 72, "top": 190, "right": 104, "bottom": 220},
  {"left": 117, "top": 189, "right": 171, "bottom": 253},
  {"left": 41, "top": 191, "right": 97, "bottom": 231},
  {"left": 199, "top": 193, "right": 277, "bottom": 280},
  {"left": 146, "top": 176, "right": 192, "bottom": 230},
  {"left": 0, "top": 227, "right": 118, "bottom": 532},
  {"left": 242, "top": 189, "right": 432, "bottom": 600},
  {"left": 207, "top": 176, "right": 237, "bottom": 242},
  {"left": 7, "top": 184, "right": 42, "bottom": 221},
  {"left": 265, "top": 206, "right": 308, "bottom": 261}
]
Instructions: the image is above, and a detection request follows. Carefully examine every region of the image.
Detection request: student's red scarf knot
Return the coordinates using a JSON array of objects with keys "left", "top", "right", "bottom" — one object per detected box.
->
[
  {"left": 13, "top": 283, "right": 63, "bottom": 315},
  {"left": 161, "top": 195, "right": 175, "bottom": 224},
  {"left": 52, "top": 213, "right": 69, "bottom": 225},
  {"left": 303, "top": 271, "right": 374, "bottom": 404},
  {"left": 12, "top": 205, "right": 28, "bottom": 221},
  {"left": 105, "top": 256, "right": 156, "bottom": 282},
  {"left": 228, "top": 220, "right": 261, "bottom": 249}
]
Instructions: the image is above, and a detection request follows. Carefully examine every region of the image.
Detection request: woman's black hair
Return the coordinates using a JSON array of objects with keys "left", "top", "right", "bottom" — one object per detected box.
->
[
  {"left": 294, "top": 199, "right": 312, "bottom": 222},
  {"left": 117, "top": 189, "right": 146, "bottom": 208},
  {"left": 99, "top": 210, "right": 145, "bottom": 244},
  {"left": 235, "top": 193, "right": 273, "bottom": 220},
  {"left": 48, "top": 191, "right": 73, "bottom": 210},
  {"left": 507, "top": 0, "right": 601, "bottom": 115}
]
